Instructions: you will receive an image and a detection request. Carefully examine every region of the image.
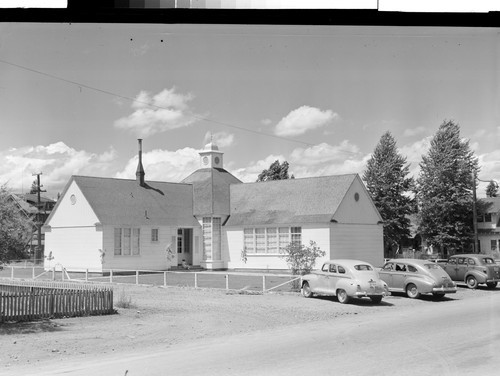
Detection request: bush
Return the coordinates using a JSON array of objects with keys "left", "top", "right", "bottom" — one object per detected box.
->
[
  {"left": 115, "top": 289, "right": 136, "bottom": 309},
  {"left": 280, "top": 240, "right": 325, "bottom": 276}
]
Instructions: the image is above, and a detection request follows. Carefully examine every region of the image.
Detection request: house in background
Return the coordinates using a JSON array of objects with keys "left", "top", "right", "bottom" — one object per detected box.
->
[
  {"left": 477, "top": 197, "right": 500, "bottom": 256},
  {"left": 43, "top": 140, "right": 384, "bottom": 272}
]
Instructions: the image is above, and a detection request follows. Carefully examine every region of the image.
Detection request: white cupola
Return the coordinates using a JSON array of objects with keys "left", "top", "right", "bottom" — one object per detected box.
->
[{"left": 199, "top": 141, "right": 224, "bottom": 169}]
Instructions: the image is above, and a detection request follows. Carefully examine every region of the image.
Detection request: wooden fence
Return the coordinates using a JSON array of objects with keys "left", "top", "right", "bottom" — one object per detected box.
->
[{"left": 0, "top": 281, "right": 114, "bottom": 323}]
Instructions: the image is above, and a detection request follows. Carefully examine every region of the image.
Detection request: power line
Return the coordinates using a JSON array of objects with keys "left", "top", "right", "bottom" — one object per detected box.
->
[{"left": 0, "top": 58, "right": 358, "bottom": 154}]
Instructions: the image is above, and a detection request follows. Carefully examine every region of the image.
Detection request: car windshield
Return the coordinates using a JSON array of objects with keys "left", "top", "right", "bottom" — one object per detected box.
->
[
  {"left": 482, "top": 258, "right": 495, "bottom": 264},
  {"left": 424, "top": 264, "right": 441, "bottom": 270},
  {"left": 354, "top": 264, "right": 373, "bottom": 271}
]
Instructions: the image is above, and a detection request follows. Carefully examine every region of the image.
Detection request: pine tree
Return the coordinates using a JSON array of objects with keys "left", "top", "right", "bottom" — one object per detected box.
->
[
  {"left": 486, "top": 181, "right": 498, "bottom": 197},
  {"left": 257, "top": 160, "right": 293, "bottom": 182},
  {"left": 363, "top": 131, "right": 414, "bottom": 256},
  {"left": 416, "top": 120, "right": 479, "bottom": 255}
]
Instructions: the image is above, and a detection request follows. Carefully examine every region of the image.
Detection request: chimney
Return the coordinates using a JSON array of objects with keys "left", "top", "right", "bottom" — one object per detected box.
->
[{"left": 136, "top": 139, "right": 145, "bottom": 187}]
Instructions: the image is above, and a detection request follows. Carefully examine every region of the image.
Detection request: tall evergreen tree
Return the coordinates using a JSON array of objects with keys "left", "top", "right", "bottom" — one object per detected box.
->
[
  {"left": 486, "top": 181, "right": 498, "bottom": 197},
  {"left": 416, "top": 120, "right": 479, "bottom": 255},
  {"left": 363, "top": 131, "right": 414, "bottom": 255},
  {"left": 257, "top": 160, "right": 294, "bottom": 182}
]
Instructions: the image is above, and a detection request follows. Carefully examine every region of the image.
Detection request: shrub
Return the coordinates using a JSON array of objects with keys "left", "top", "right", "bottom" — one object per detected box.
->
[{"left": 115, "top": 289, "right": 136, "bottom": 309}]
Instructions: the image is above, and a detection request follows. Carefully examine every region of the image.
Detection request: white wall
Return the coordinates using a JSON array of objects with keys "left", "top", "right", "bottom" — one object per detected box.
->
[
  {"left": 44, "top": 180, "right": 103, "bottom": 271},
  {"left": 330, "top": 223, "right": 384, "bottom": 267}
]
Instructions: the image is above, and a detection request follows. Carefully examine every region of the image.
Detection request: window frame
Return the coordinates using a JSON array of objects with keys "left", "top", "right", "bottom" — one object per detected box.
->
[
  {"left": 114, "top": 227, "right": 141, "bottom": 256},
  {"left": 242, "top": 226, "right": 302, "bottom": 255}
]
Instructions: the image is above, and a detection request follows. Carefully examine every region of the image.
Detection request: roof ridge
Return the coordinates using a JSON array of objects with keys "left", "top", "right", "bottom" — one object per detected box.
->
[
  {"left": 73, "top": 175, "right": 193, "bottom": 186},
  {"left": 236, "top": 173, "right": 357, "bottom": 186}
]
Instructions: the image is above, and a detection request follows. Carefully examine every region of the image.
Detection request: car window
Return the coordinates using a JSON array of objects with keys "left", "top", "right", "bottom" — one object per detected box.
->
[
  {"left": 448, "top": 258, "right": 457, "bottom": 265},
  {"left": 467, "top": 258, "right": 476, "bottom": 265},
  {"left": 354, "top": 264, "right": 373, "bottom": 271},
  {"left": 407, "top": 265, "right": 418, "bottom": 272},
  {"left": 425, "top": 264, "right": 441, "bottom": 270},
  {"left": 382, "top": 263, "right": 394, "bottom": 271},
  {"left": 338, "top": 266, "right": 346, "bottom": 274},
  {"left": 395, "top": 263, "right": 407, "bottom": 272},
  {"left": 329, "top": 264, "right": 337, "bottom": 273},
  {"left": 322, "top": 264, "right": 329, "bottom": 272},
  {"left": 482, "top": 258, "right": 495, "bottom": 264},
  {"left": 457, "top": 258, "right": 465, "bottom": 265}
]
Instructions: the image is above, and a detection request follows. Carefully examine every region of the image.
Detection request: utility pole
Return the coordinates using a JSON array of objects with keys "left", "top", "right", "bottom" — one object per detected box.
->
[
  {"left": 32, "top": 172, "right": 46, "bottom": 264},
  {"left": 472, "top": 171, "right": 479, "bottom": 253}
]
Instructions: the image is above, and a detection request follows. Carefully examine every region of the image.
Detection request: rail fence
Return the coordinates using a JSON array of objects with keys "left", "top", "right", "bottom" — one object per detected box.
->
[
  {"left": 0, "top": 265, "right": 300, "bottom": 293},
  {"left": 0, "top": 280, "right": 114, "bottom": 323}
]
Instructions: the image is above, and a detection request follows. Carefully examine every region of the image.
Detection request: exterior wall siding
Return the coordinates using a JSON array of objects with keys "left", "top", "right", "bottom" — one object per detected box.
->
[
  {"left": 329, "top": 223, "right": 384, "bottom": 267},
  {"left": 225, "top": 225, "right": 330, "bottom": 270},
  {"left": 44, "top": 227, "right": 103, "bottom": 272}
]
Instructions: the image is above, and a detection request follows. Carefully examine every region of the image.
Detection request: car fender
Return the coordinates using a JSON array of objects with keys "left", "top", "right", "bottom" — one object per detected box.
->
[
  {"left": 464, "top": 271, "right": 487, "bottom": 283},
  {"left": 404, "top": 276, "right": 433, "bottom": 292},
  {"left": 335, "top": 277, "right": 356, "bottom": 295}
]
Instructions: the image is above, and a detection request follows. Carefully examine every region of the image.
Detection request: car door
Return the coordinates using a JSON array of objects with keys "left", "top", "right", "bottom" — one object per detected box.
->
[
  {"left": 326, "top": 264, "right": 340, "bottom": 293},
  {"left": 392, "top": 262, "right": 408, "bottom": 290},
  {"left": 443, "top": 258, "right": 457, "bottom": 280},
  {"left": 379, "top": 262, "right": 395, "bottom": 288},
  {"left": 455, "top": 257, "right": 468, "bottom": 281},
  {"left": 314, "top": 264, "right": 331, "bottom": 293}
]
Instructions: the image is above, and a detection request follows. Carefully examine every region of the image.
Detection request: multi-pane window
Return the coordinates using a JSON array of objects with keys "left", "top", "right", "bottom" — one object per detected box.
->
[
  {"left": 114, "top": 227, "right": 140, "bottom": 256},
  {"left": 485, "top": 213, "right": 492, "bottom": 222},
  {"left": 244, "top": 227, "right": 302, "bottom": 254},
  {"left": 177, "top": 228, "right": 183, "bottom": 254},
  {"left": 203, "top": 217, "right": 212, "bottom": 260},
  {"left": 202, "top": 217, "right": 222, "bottom": 261},
  {"left": 491, "top": 239, "right": 498, "bottom": 251},
  {"left": 151, "top": 228, "right": 159, "bottom": 242}
]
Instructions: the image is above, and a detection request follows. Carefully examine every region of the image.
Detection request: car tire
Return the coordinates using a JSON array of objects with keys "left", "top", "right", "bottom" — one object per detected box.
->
[
  {"left": 337, "top": 289, "right": 350, "bottom": 304},
  {"left": 406, "top": 283, "right": 420, "bottom": 299},
  {"left": 301, "top": 282, "right": 313, "bottom": 298},
  {"left": 370, "top": 296, "right": 383, "bottom": 304},
  {"left": 466, "top": 276, "right": 478, "bottom": 289},
  {"left": 486, "top": 282, "right": 498, "bottom": 289}
]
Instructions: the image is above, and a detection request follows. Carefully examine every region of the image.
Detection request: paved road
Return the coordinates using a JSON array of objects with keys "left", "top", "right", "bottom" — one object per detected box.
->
[{"left": 14, "top": 292, "right": 500, "bottom": 376}]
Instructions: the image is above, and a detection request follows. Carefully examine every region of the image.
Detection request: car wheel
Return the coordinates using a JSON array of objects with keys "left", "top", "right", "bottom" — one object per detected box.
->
[
  {"left": 466, "top": 276, "right": 478, "bottom": 289},
  {"left": 337, "top": 289, "right": 350, "bottom": 304},
  {"left": 486, "top": 282, "right": 498, "bottom": 289},
  {"left": 406, "top": 283, "right": 420, "bottom": 299},
  {"left": 370, "top": 296, "right": 383, "bottom": 304},
  {"left": 301, "top": 282, "right": 313, "bottom": 298},
  {"left": 432, "top": 293, "right": 446, "bottom": 300}
]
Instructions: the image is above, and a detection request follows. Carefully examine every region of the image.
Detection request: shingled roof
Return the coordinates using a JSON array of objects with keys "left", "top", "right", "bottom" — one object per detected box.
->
[
  {"left": 181, "top": 168, "right": 242, "bottom": 216},
  {"left": 49, "top": 176, "right": 199, "bottom": 227},
  {"left": 226, "top": 174, "right": 358, "bottom": 226}
]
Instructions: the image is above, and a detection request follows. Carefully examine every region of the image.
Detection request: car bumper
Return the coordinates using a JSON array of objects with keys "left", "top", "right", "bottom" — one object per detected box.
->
[
  {"left": 355, "top": 291, "right": 391, "bottom": 297},
  {"left": 486, "top": 278, "right": 500, "bottom": 283},
  {"left": 432, "top": 287, "right": 457, "bottom": 294}
]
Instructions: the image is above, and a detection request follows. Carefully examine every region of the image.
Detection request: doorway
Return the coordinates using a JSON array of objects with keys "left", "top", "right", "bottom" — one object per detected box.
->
[{"left": 177, "top": 228, "right": 193, "bottom": 265}]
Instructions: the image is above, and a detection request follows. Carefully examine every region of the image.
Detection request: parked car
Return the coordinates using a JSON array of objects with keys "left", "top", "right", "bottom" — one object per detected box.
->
[
  {"left": 440, "top": 254, "right": 500, "bottom": 289},
  {"left": 379, "top": 259, "right": 457, "bottom": 299},
  {"left": 300, "top": 259, "right": 390, "bottom": 304}
]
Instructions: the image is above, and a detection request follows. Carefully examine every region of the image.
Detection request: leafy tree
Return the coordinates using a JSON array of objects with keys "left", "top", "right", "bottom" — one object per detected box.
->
[
  {"left": 30, "top": 179, "right": 38, "bottom": 194},
  {"left": 416, "top": 120, "right": 479, "bottom": 255},
  {"left": 257, "top": 160, "right": 294, "bottom": 182},
  {"left": 363, "top": 131, "right": 415, "bottom": 256},
  {"left": 280, "top": 240, "right": 325, "bottom": 276},
  {"left": 486, "top": 181, "right": 498, "bottom": 197},
  {"left": 0, "top": 185, "right": 35, "bottom": 262}
]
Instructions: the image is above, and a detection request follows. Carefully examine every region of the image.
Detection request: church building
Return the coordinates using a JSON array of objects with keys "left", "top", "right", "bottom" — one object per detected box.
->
[{"left": 43, "top": 140, "right": 384, "bottom": 272}]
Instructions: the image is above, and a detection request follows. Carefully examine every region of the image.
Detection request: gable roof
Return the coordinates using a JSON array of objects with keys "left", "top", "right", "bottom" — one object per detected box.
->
[
  {"left": 181, "top": 168, "right": 242, "bottom": 216},
  {"left": 48, "top": 176, "right": 199, "bottom": 227},
  {"left": 226, "top": 174, "right": 358, "bottom": 226}
]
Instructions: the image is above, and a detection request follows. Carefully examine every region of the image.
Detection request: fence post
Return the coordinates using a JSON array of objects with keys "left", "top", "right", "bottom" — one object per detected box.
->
[
  {"left": 194, "top": 273, "right": 198, "bottom": 289},
  {"left": 110, "top": 269, "right": 113, "bottom": 283},
  {"left": 262, "top": 275, "right": 266, "bottom": 292},
  {"left": 136, "top": 270, "right": 139, "bottom": 285},
  {"left": 85, "top": 269, "right": 88, "bottom": 282},
  {"left": 52, "top": 267, "right": 55, "bottom": 281},
  {"left": 226, "top": 274, "right": 229, "bottom": 290},
  {"left": 32, "top": 267, "right": 35, "bottom": 279},
  {"left": 10, "top": 266, "right": 14, "bottom": 280},
  {"left": 163, "top": 271, "right": 167, "bottom": 287}
]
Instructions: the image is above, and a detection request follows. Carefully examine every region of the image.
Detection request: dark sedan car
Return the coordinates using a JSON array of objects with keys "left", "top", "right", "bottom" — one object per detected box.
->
[{"left": 440, "top": 254, "right": 500, "bottom": 289}]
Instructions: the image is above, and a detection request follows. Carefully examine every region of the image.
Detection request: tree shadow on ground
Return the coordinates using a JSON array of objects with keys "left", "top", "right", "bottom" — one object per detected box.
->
[{"left": 0, "top": 320, "right": 64, "bottom": 335}]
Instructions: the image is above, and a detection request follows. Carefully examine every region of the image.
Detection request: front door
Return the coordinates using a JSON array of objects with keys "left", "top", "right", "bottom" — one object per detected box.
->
[{"left": 177, "top": 228, "right": 193, "bottom": 265}]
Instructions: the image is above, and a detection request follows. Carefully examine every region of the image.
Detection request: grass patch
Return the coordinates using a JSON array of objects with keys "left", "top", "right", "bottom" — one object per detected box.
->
[{"left": 115, "top": 289, "right": 136, "bottom": 309}]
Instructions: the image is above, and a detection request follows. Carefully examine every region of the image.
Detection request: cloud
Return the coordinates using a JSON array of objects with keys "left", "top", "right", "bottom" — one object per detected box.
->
[
  {"left": 274, "top": 106, "right": 339, "bottom": 137},
  {"left": 476, "top": 149, "right": 500, "bottom": 198},
  {"left": 115, "top": 147, "right": 201, "bottom": 183},
  {"left": 232, "top": 140, "right": 367, "bottom": 182},
  {"left": 398, "top": 136, "right": 432, "bottom": 178},
  {"left": 261, "top": 118, "right": 272, "bottom": 126},
  {"left": 0, "top": 142, "right": 118, "bottom": 197},
  {"left": 202, "top": 131, "right": 235, "bottom": 148},
  {"left": 403, "top": 126, "right": 427, "bottom": 137},
  {"left": 114, "top": 87, "right": 201, "bottom": 138}
]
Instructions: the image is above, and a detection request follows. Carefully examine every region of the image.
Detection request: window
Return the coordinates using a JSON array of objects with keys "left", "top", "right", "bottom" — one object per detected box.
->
[
  {"left": 338, "top": 266, "right": 346, "bottom": 274},
  {"left": 354, "top": 264, "right": 373, "bottom": 271},
  {"left": 202, "top": 217, "right": 212, "bottom": 260},
  {"left": 485, "top": 213, "right": 492, "bottom": 222},
  {"left": 177, "top": 228, "right": 183, "bottom": 254},
  {"left": 114, "top": 227, "right": 140, "bottom": 256},
  {"left": 457, "top": 258, "right": 465, "bottom": 265},
  {"left": 491, "top": 240, "right": 497, "bottom": 251},
  {"left": 151, "top": 228, "right": 159, "bottom": 242},
  {"left": 467, "top": 258, "right": 476, "bottom": 265},
  {"left": 407, "top": 265, "right": 418, "bottom": 273},
  {"left": 243, "top": 227, "right": 302, "bottom": 254},
  {"left": 329, "top": 264, "right": 337, "bottom": 273},
  {"left": 382, "top": 263, "right": 394, "bottom": 271}
]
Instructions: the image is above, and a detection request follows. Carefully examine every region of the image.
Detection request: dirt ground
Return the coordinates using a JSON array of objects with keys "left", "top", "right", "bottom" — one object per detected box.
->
[{"left": 0, "top": 282, "right": 494, "bottom": 374}]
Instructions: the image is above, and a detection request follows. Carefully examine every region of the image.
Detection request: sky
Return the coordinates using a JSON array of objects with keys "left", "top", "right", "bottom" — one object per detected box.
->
[{"left": 0, "top": 22, "right": 499, "bottom": 199}]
